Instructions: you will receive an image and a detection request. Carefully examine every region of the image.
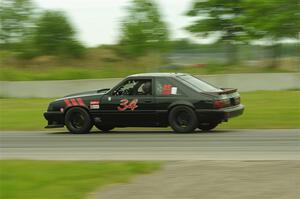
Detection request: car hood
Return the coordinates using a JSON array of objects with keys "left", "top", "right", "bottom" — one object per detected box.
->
[{"left": 64, "top": 88, "right": 110, "bottom": 98}]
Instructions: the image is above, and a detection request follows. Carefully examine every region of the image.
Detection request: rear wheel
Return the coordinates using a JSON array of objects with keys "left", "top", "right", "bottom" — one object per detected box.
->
[
  {"left": 65, "top": 107, "right": 93, "bottom": 134},
  {"left": 168, "top": 106, "right": 198, "bottom": 133},
  {"left": 95, "top": 124, "right": 114, "bottom": 132},
  {"left": 199, "top": 122, "right": 219, "bottom": 131}
]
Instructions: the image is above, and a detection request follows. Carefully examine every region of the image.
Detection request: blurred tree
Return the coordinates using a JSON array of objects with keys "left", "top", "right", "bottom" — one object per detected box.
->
[
  {"left": 186, "top": 0, "right": 248, "bottom": 65},
  {"left": 0, "top": 0, "right": 35, "bottom": 49},
  {"left": 33, "top": 10, "right": 84, "bottom": 57},
  {"left": 119, "top": 0, "right": 169, "bottom": 57},
  {"left": 241, "top": 0, "right": 300, "bottom": 67}
]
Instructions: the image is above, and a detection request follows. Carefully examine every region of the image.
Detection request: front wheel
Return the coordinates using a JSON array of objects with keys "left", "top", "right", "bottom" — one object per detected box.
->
[
  {"left": 199, "top": 122, "right": 219, "bottom": 131},
  {"left": 95, "top": 124, "right": 114, "bottom": 132},
  {"left": 168, "top": 106, "right": 198, "bottom": 133},
  {"left": 65, "top": 107, "right": 93, "bottom": 134}
]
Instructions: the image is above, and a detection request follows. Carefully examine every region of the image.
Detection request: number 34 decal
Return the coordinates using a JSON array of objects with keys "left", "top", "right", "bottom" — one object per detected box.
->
[{"left": 117, "top": 99, "right": 138, "bottom": 111}]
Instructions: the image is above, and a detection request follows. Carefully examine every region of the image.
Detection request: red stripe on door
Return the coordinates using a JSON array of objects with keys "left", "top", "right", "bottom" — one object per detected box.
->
[
  {"left": 76, "top": 98, "right": 85, "bottom": 106},
  {"left": 70, "top": 98, "right": 78, "bottom": 106},
  {"left": 64, "top": 99, "right": 71, "bottom": 106}
]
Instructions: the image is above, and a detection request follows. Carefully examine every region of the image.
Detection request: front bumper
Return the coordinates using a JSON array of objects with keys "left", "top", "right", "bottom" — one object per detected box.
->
[
  {"left": 196, "top": 104, "right": 245, "bottom": 122},
  {"left": 44, "top": 111, "right": 65, "bottom": 128}
]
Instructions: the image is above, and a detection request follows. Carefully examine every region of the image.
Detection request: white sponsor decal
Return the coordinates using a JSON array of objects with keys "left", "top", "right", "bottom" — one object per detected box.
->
[
  {"left": 171, "top": 87, "right": 177, "bottom": 95},
  {"left": 90, "top": 104, "right": 100, "bottom": 109},
  {"left": 90, "top": 100, "right": 100, "bottom": 109}
]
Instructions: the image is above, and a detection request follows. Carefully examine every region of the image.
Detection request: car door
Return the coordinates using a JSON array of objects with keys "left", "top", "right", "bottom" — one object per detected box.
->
[{"left": 99, "top": 78, "right": 157, "bottom": 126}]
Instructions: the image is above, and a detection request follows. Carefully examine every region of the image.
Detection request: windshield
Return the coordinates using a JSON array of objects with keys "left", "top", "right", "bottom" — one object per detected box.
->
[{"left": 177, "top": 75, "right": 222, "bottom": 92}]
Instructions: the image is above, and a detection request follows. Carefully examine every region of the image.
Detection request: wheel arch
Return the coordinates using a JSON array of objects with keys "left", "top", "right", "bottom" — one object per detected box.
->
[
  {"left": 64, "top": 105, "right": 91, "bottom": 116},
  {"left": 168, "top": 101, "right": 196, "bottom": 113}
]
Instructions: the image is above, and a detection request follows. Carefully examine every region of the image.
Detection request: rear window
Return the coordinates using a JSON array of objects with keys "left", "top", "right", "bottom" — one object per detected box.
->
[{"left": 177, "top": 75, "right": 222, "bottom": 92}]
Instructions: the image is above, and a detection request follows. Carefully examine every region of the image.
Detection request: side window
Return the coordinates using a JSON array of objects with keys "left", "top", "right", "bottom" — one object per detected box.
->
[
  {"left": 113, "top": 79, "right": 152, "bottom": 96},
  {"left": 155, "top": 78, "right": 183, "bottom": 96},
  {"left": 113, "top": 80, "right": 137, "bottom": 96},
  {"left": 136, "top": 80, "right": 152, "bottom": 95}
]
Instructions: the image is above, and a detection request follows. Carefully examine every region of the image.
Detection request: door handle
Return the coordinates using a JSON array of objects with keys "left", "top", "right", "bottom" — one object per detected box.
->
[{"left": 144, "top": 100, "right": 152, "bottom": 103}]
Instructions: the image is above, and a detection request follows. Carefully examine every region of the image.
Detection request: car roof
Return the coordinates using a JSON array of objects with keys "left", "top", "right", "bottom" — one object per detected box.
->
[{"left": 128, "top": 73, "right": 187, "bottom": 78}]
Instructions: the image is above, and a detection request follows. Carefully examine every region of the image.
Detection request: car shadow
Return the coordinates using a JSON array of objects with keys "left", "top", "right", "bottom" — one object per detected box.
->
[{"left": 48, "top": 129, "right": 236, "bottom": 135}]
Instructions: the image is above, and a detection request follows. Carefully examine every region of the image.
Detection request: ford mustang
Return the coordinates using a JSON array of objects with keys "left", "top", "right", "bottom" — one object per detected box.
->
[{"left": 44, "top": 73, "right": 244, "bottom": 133}]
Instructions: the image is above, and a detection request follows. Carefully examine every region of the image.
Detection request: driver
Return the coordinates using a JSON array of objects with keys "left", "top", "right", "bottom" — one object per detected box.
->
[{"left": 141, "top": 81, "right": 152, "bottom": 95}]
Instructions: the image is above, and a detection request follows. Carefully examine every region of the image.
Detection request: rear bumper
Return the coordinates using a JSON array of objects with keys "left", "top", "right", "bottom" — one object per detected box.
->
[
  {"left": 223, "top": 104, "right": 245, "bottom": 119},
  {"left": 196, "top": 104, "right": 244, "bottom": 122},
  {"left": 44, "top": 111, "right": 64, "bottom": 128}
]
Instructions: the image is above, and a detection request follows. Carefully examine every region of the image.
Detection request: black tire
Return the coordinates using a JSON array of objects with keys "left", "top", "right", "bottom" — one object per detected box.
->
[
  {"left": 168, "top": 106, "right": 198, "bottom": 133},
  {"left": 95, "top": 124, "right": 114, "bottom": 132},
  {"left": 65, "top": 107, "right": 93, "bottom": 134},
  {"left": 199, "top": 122, "right": 219, "bottom": 131}
]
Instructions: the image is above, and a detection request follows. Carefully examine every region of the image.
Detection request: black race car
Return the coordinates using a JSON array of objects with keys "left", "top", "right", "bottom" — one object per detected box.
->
[{"left": 44, "top": 73, "right": 244, "bottom": 133}]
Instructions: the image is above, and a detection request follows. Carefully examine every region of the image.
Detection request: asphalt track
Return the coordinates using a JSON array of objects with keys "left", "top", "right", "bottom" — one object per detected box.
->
[{"left": 0, "top": 129, "right": 299, "bottom": 160}]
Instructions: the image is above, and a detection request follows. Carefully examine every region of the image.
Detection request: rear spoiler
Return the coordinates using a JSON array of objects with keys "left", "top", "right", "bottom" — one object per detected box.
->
[
  {"left": 218, "top": 88, "right": 238, "bottom": 95},
  {"left": 201, "top": 88, "right": 237, "bottom": 96}
]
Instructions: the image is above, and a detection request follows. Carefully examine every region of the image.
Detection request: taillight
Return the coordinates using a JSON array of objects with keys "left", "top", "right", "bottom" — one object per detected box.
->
[
  {"left": 236, "top": 97, "right": 240, "bottom": 104},
  {"left": 214, "top": 100, "right": 224, "bottom": 109},
  {"left": 213, "top": 99, "right": 230, "bottom": 109}
]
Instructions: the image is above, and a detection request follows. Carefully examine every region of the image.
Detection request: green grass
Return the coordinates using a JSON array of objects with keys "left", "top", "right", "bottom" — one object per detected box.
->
[
  {"left": 0, "top": 91, "right": 299, "bottom": 130},
  {"left": 0, "top": 50, "right": 164, "bottom": 81},
  {"left": 221, "top": 90, "right": 300, "bottom": 129},
  {"left": 0, "top": 160, "right": 160, "bottom": 199},
  {"left": 0, "top": 65, "right": 294, "bottom": 81},
  {"left": 1, "top": 47, "right": 298, "bottom": 81},
  {"left": 0, "top": 67, "right": 149, "bottom": 81},
  {"left": 0, "top": 98, "right": 52, "bottom": 130}
]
